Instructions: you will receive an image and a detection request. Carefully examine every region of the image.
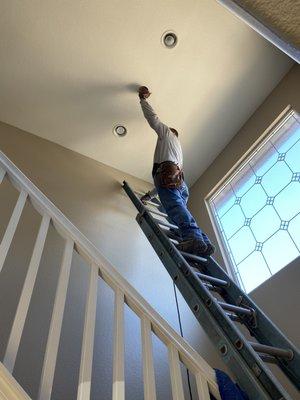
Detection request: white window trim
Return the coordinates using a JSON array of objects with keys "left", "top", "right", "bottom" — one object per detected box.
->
[{"left": 205, "top": 105, "right": 296, "bottom": 287}]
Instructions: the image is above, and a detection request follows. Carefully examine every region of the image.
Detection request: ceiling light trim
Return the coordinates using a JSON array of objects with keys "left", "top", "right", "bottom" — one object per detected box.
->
[
  {"left": 113, "top": 125, "right": 127, "bottom": 137},
  {"left": 162, "top": 31, "right": 178, "bottom": 49}
]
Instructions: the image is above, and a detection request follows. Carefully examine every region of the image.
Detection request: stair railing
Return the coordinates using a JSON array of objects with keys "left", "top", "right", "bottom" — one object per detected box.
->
[{"left": 0, "top": 150, "right": 221, "bottom": 400}]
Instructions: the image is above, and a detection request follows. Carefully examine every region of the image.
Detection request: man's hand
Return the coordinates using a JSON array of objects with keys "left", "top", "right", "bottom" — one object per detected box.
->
[{"left": 139, "top": 86, "right": 151, "bottom": 99}]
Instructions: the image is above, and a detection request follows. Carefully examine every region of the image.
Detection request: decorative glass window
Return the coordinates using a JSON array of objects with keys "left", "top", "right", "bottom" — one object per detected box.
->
[{"left": 207, "top": 108, "right": 300, "bottom": 293}]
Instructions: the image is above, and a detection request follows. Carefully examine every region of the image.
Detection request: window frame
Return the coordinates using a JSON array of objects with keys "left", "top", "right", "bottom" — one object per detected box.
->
[{"left": 205, "top": 105, "right": 299, "bottom": 290}]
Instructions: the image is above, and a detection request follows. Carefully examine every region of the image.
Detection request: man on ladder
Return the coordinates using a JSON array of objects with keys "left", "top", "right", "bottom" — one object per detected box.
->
[{"left": 138, "top": 86, "right": 215, "bottom": 257}]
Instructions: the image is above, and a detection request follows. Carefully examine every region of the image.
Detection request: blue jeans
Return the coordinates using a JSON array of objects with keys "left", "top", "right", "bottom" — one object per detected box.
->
[{"left": 155, "top": 180, "right": 209, "bottom": 243}]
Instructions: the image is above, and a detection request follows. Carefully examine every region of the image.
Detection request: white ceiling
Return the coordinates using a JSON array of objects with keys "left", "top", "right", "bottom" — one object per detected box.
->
[{"left": 0, "top": 1, "right": 293, "bottom": 185}]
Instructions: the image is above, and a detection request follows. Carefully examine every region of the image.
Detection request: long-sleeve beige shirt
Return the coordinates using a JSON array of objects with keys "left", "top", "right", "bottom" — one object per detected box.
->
[{"left": 140, "top": 99, "right": 183, "bottom": 168}]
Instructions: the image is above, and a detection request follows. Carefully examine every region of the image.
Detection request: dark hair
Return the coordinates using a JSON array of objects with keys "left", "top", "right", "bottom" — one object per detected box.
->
[{"left": 170, "top": 128, "right": 178, "bottom": 137}]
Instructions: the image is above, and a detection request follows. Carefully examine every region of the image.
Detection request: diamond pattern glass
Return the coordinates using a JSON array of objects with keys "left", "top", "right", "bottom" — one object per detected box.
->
[
  {"left": 285, "top": 140, "right": 300, "bottom": 172},
  {"left": 220, "top": 205, "right": 245, "bottom": 239},
  {"left": 291, "top": 173, "right": 300, "bottom": 182},
  {"left": 288, "top": 213, "right": 300, "bottom": 250},
  {"left": 251, "top": 206, "right": 281, "bottom": 242},
  {"left": 250, "top": 141, "right": 277, "bottom": 176},
  {"left": 273, "top": 182, "right": 300, "bottom": 221},
  {"left": 210, "top": 111, "right": 300, "bottom": 293},
  {"left": 240, "top": 184, "right": 267, "bottom": 217},
  {"left": 262, "top": 230, "right": 298, "bottom": 275},
  {"left": 231, "top": 165, "right": 256, "bottom": 197},
  {"left": 237, "top": 252, "right": 271, "bottom": 293},
  {"left": 272, "top": 119, "right": 300, "bottom": 153},
  {"left": 277, "top": 153, "right": 286, "bottom": 161},
  {"left": 266, "top": 196, "right": 274, "bottom": 205},
  {"left": 213, "top": 185, "right": 236, "bottom": 218},
  {"left": 228, "top": 226, "right": 256, "bottom": 264},
  {"left": 261, "top": 162, "right": 292, "bottom": 197}
]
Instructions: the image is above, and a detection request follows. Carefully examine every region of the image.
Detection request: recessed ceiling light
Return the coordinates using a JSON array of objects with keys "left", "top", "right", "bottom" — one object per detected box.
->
[
  {"left": 113, "top": 125, "right": 127, "bottom": 137},
  {"left": 162, "top": 31, "right": 178, "bottom": 48}
]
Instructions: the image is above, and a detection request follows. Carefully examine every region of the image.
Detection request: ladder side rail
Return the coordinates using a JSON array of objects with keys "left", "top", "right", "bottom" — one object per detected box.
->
[{"left": 203, "top": 257, "right": 300, "bottom": 388}]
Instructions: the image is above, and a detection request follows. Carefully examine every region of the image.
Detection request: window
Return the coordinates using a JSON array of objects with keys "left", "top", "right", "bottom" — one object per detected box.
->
[{"left": 207, "top": 108, "right": 300, "bottom": 293}]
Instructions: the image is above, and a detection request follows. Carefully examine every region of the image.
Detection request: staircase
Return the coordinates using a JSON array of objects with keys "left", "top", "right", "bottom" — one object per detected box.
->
[{"left": 0, "top": 150, "right": 221, "bottom": 399}]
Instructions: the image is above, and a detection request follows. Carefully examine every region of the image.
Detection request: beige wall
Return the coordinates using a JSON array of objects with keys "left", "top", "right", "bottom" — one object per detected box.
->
[
  {"left": 0, "top": 122, "right": 226, "bottom": 399},
  {"left": 189, "top": 64, "right": 300, "bottom": 399}
]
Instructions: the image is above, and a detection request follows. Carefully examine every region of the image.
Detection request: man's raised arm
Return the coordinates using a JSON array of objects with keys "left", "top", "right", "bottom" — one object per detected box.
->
[{"left": 139, "top": 86, "right": 169, "bottom": 137}]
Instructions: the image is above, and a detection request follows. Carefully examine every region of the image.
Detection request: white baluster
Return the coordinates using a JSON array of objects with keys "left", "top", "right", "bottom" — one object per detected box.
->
[
  {"left": 112, "top": 289, "right": 125, "bottom": 400},
  {"left": 0, "top": 190, "right": 27, "bottom": 273},
  {"left": 168, "top": 344, "right": 185, "bottom": 400},
  {"left": 77, "top": 264, "right": 98, "bottom": 400},
  {"left": 38, "top": 238, "right": 73, "bottom": 400},
  {"left": 4, "top": 214, "right": 50, "bottom": 372},
  {"left": 0, "top": 167, "right": 5, "bottom": 184},
  {"left": 196, "top": 372, "right": 211, "bottom": 399},
  {"left": 141, "top": 316, "right": 156, "bottom": 400}
]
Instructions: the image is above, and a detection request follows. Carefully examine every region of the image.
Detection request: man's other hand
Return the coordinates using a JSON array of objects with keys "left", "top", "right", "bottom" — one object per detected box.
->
[{"left": 139, "top": 86, "right": 151, "bottom": 99}]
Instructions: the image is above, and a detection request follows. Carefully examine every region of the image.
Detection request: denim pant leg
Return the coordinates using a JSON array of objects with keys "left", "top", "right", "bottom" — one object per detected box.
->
[
  {"left": 201, "top": 231, "right": 212, "bottom": 245},
  {"left": 156, "top": 181, "right": 204, "bottom": 241},
  {"left": 181, "top": 183, "right": 212, "bottom": 245}
]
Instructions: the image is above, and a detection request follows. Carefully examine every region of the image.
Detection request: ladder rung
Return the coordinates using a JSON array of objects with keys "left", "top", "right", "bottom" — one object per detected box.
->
[
  {"left": 258, "top": 353, "right": 278, "bottom": 365},
  {"left": 180, "top": 251, "right": 207, "bottom": 264},
  {"left": 250, "top": 342, "right": 294, "bottom": 360},
  {"left": 153, "top": 218, "right": 179, "bottom": 231},
  {"left": 144, "top": 200, "right": 161, "bottom": 208},
  {"left": 226, "top": 313, "right": 241, "bottom": 322},
  {"left": 218, "top": 301, "right": 253, "bottom": 316},
  {"left": 145, "top": 207, "right": 168, "bottom": 218},
  {"left": 133, "top": 190, "right": 162, "bottom": 208},
  {"left": 164, "top": 230, "right": 181, "bottom": 242},
  {"left": 133, "top": 190, "right": 145, "bottom": 196},
  {"left": 195, "top": 272, "right": 228, "bottom": 287},
  {"left": 203, "top": 282, "right": 223, "bottom": 294}
]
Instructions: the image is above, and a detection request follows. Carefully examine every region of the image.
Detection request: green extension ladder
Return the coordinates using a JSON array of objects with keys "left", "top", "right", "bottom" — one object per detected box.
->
[{"left": 123, "top": 181, "right": 300, "bottom": 400}]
